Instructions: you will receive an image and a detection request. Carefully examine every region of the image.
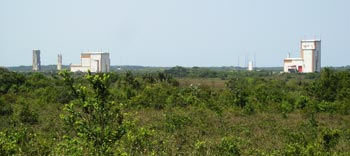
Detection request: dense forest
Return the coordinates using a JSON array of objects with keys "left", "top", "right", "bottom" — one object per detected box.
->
[{"left": 1, "top": 66, "right": 350, "bottom": 155}]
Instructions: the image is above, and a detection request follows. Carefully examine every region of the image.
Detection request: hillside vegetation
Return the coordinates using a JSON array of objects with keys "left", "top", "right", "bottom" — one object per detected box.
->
[{"left": 1, "top": 67, "right": 350, "bottom": 155}]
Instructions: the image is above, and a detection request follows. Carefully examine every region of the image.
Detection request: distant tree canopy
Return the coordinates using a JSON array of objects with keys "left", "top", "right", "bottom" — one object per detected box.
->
[
  {"left": 164, "top": 66, "right": 219, "bottom": 78},
  {"left": 0, "top": 68, "right": 26, "bottom": 94}
]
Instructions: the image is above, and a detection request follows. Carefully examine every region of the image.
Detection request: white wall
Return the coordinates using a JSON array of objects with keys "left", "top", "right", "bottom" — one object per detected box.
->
[
  {"left": 90, "top": 60, "right": 99, "bottom": 72},
  {"left": 301, "top": 40, "right": 321, "bottom": 73},
  {"left": 90, "top": 54, "right": 101, "bottom": 72},
  {"left": 71, "top": 52, "right": 110, "bottom": 73},
  {"left": 82, "top": 57, "right": 90, "bottom": 67},
  {"left": 284, "top": 59, "right": 303, "bottom": 72},
  {"left": 71, "top": 66, "right": 90, "bottom": 72},
  {"left": 303, "top": 49, "right": 313, "bottom": 73}
]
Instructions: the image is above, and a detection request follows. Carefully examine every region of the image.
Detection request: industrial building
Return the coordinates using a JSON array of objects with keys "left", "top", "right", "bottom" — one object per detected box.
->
[
  {"left": 70, "top": 52, "right": 110, "bottom": 73},
  {"left": 32, "top": 50, "right": 41, "bottom": 71},
  {"left": 284, "top": 40, "right": 321, "bottom": 73}
]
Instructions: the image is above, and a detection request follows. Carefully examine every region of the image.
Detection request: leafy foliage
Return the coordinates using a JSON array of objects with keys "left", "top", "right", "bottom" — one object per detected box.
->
[
  {"left": 58, "top": 70, "right": 126, "bottom": 155},
  {"left": 19, "top": 103, "right": 39, "bottom": 125},
  {"left": 0, "top": 68, "right": 350, "bottom": 155}
]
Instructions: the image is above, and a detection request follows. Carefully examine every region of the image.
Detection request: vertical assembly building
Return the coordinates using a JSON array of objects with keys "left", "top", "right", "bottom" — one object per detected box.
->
[
  {"left": 70, "top": 52, "right": 110, "bottom": 73},
  {"left": 284, "top": 40, "right": 321, "bottom": 73},
  {"left": 32, "top": 50, "right": 41, "bottom": 71}
]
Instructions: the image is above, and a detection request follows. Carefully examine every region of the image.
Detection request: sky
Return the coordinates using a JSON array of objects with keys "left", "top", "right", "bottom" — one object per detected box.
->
[{"left": 0, "top": 0, "right": 349, "bottom": 67}]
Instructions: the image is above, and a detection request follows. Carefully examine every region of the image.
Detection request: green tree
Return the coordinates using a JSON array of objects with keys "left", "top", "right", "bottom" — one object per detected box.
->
[
  {"left": 57, "top": 70, "right": 126, "bottom": 155},
  {"left": 0, "top": 68, "right": 26, "bottom": 94},
  {"left": 226, "top": 78, "right": 248, "bottom": 108},
  {"left": 19, "top": 103, "right": 39, "bottom": 125},
  {"left": 165, "top": 66, "right": 189, "bottom": 77},
  {"left": 0, "top": 96, "right": 13, "bottom": 116},
  {"left": 309, "top": 68, "right": 338, "bottom": 102}
]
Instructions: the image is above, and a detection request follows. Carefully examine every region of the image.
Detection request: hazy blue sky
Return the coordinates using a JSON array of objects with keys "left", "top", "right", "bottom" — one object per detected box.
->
[{"left": 1, "top": 0, "right": 349, "bottom": 67}]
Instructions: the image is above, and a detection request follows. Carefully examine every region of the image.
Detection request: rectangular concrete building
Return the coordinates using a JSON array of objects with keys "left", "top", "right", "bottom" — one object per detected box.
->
[
  {"left": 71, "top": 52, "right": 110, "bottom": 73},
  {"left": 300, "top": 40, "right": 321, "bottom": 73},
  {"left": 284, "top": 40, "right": 321, "bottom": 73}
]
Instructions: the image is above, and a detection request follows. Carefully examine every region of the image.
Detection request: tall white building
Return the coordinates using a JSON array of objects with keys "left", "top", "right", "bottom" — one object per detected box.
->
[
  {"left": 32, "top": 50, "right": 41, "bottom": 71},
  {"left": 71, "top": 52, "right": 110, "bottom": 73},
  {"left": 284, "top": 40, "right": 321, "bottom": 73}
]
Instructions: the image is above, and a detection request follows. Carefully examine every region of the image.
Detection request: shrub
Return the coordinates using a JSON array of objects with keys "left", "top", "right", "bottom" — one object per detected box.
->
[
  {"left": 0, "top": 97, "right": 13, "bottom": 116},
  {"left": 216, "top": 137, "right": 241, "bottom": 156},
  {"left": 19, "top": 103, "right": 39, "bottom": 125}
]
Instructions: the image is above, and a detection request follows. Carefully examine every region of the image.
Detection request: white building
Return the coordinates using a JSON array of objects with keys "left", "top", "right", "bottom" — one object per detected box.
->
[
  {"left": 71, "top": 52, "right": 110, "bottom": 73},
  {"left": 284, "top": 40, "right": 321, "bottom": 73},
  {"left": 248, "top": 60, "right": 254, "bottom": 71},
  {"left": 32, "top": 50, "right": 41, "bottom": 71}
]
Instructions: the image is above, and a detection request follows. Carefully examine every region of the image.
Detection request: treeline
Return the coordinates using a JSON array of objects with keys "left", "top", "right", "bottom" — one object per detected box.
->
[
  {"left": 1, "top": 67, "right": 350, "bottom": 155},
  {"left": 164, "top": 66, "right": 280, "bottom": 79}
]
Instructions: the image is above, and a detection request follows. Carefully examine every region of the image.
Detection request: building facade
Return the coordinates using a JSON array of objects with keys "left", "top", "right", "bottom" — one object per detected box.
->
[
  {"left": 32, "top": 50, "right": 41, "bottom": 71},
  {"left": 284, "top": 40, "right": 321, "bottom": 73},
  {"left": 71, "top": 52, "right": 110, "bottom": 73}
]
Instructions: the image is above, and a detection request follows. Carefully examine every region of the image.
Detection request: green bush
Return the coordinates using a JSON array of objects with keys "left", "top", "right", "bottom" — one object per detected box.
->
[
  {"left": 216, "top": 137, "right": 241, "bottom": 156},
  {"left": 19, "top": 103, "right": 39, "bottom": 125},
  {"left": 0, "top": 97, "right": 13, "bottom": 116}
]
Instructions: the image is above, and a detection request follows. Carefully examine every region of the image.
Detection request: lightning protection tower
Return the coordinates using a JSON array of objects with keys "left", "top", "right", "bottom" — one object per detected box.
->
[{"left": 57, "top": 53, "right": 62, "bottom": 70}]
